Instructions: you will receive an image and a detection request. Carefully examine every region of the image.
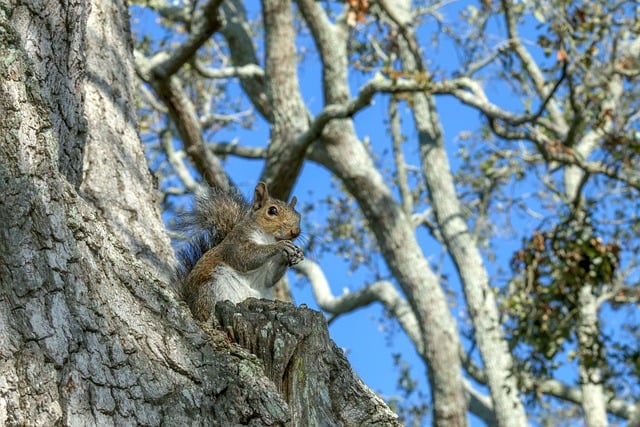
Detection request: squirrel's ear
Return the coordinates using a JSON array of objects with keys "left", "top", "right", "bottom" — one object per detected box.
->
[
  {"left": 289, "top": 196, "right": 297, "bottom": 208},
  {"left": 253, "top": 182, "right": 269, "bottom": 210}
]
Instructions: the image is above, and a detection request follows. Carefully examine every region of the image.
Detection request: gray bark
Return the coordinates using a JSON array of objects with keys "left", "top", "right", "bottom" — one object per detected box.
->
[
  {"left": 0, "top": 20, "right": 286, "bottom": 424},
  {"left": 311, "top": 139, "right": 469, "bottom": 426},
  {"left": 8, "top": 1, "right": 87, "bottom": 188},
  {"left": 0, "top": 2, "right": 284, "bottom": 424},
  {"left": 563, "top": 74, "right": 623, "bottom": 204},
  {"left": 220, "top": 0, "right": 273, "bottom": 122},
  {"left": 385, "top": 2, "right": 529, "bottom": 424},
  {"left": 11, "top": 0, "right": 174, "bottom": 282},
  {"left": 411, "top": 92, "right": 528, "bottom": 427}
]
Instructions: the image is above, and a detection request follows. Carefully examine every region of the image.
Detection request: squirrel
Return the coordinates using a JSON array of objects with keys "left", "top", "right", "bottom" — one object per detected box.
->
[{"left": 176, "top": 182, "right": 304, "bottom": 321}]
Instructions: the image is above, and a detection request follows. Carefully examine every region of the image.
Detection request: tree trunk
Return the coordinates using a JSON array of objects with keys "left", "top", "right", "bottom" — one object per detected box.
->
[
  {"left": 0, "top": 2, "right": 284, "bottom": 423},
  {"left": 0, "top": 2, "right": 396, "bottom": 425},
  {"left": 259, "top": 0, "right": 308, "bottom": 200},
  {"left": 404, "top": 58, "right": 529, "bottom": 427},
  {"left": 389, "top": 6, "right": 528, "bottom": 424},
  {"left": 412, "top": 93, "right": 528, "bottom": 427},
  {"left": 577, "top": 285, "right": 609, "bottom": 427},
  {"left": 215, "top": 299, "right": 400, "bottom": 426}
]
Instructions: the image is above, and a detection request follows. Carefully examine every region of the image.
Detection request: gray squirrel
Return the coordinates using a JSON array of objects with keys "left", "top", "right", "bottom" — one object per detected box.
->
[{"left": 176, "top": 182, "right": 303, "bottom": 320}]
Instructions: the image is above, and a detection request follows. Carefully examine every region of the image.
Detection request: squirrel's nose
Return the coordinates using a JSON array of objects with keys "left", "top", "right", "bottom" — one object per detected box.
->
[{"left": 290, "top": 227, "right": 301, "bottom": 239}]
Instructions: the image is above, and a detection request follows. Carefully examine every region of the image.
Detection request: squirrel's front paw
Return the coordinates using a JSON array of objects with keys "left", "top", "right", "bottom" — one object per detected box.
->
[{"left": 281, "top": 240, "right": 304, "bottom": 266}]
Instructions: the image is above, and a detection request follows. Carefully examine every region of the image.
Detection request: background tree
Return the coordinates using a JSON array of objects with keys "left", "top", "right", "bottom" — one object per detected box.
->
[
  {"left": 0, "top": 0, "right": 397, "bottom": 425},
  {"left": 130, "top": 0, "right": 640, "bottom": 426}
]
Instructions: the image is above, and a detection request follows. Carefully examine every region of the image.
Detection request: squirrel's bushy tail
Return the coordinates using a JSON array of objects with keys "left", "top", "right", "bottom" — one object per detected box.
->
[{"left": 175, "top": 185, "right": 249, "bottom": 281}]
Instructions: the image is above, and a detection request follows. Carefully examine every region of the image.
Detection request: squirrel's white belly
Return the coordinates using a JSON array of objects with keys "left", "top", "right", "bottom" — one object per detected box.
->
[{"left": 213, "top": 262, "right": 281, "bottom": 303}]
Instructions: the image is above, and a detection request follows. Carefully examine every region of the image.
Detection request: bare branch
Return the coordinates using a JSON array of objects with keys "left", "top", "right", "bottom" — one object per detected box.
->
[
  {"left": 208, "top": 141, "right": 268, "bottom": 159},
  {"left": 259, "top": 0, "right": 310, "bottom": 199},
  {"left": 200, "top": 110, "right": 253, "bottom": 128},
  {"left": 463, "top": 41, "right": 510, "bottom": 77},
  {"left": 159, "top": 130, "right": 201, "bottom": 194},
  {"left": 135, "top": 0, "right": 190, "bottom": 22},
  {"left": 459, "top": 333, "right": 639, "bottom": 421},
  {"left": 506, "top": 60, "right": 568, "bottom": 126},
  {"left": 293, "top": 259, "right": 422, "bottom": 349},
  {"left": 489, "top": 114, "right": 640, "bottom": 192},
  {"left": 564, "top": 74, "right": 625, "bottom": 200},
  {"left": 294, "top": 73, "right": 388, "bottom": 148},
  {"left": 376, "top": 0, "right": 425, "bottom": 71},
  {"left": 389, "top": 97, "right": 414, "bottom": 217},
  {"left": 219, "top": 0, "right": 272, "bottom": 121},
  {"left": 464, "top": 380, "right": 498, "bottom": 426},
  {"left": 150, "top": 0, "right": 224, "bottom": 79},
  {"left": 306, "top": 73, "right": 565, "bottom": 136},
  {"left": 194, "top": 61, "right": 265, "bottom": 79},
  {"left": 500, "top": 0, "right": 568, "bottom": 133},
  {"left": 137, "top": 80, "right": 168, "bottom": 113},
  {"left": 520, "top": 375, "right": 638, "bottom": 421}
]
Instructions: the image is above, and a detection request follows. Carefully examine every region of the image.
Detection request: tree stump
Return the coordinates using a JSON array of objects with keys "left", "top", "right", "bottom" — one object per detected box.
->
[{"left": 215, "top": 299, "right": 400, "bottom": 426}]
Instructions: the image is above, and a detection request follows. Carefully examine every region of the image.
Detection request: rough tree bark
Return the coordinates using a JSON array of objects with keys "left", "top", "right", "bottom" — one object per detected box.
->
[
  {"left": 215, "top": 299, "right": 400, "bottom": 426},
  {"left": 9, "top": 0, "right": 175, "bottom": 280},
  {"left": 0, "top": 1, "right": 396, "bottom": 425}
]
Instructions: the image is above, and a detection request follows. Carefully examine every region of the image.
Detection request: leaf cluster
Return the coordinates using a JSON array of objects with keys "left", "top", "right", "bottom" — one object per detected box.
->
[{"left": 503, "top": 218, "right": 620, "bottom": 374}]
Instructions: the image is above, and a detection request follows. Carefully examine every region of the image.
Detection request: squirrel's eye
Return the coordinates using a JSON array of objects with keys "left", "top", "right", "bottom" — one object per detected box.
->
[{"left": 268, "top": 206, "right": 278, "bottom": 216}]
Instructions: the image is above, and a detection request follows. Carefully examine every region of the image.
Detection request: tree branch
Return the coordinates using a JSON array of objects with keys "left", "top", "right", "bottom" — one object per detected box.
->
[
  {"left": 506, "top": 60, "right": 568, "bottom": 126},
  {"left": 389, "top": 96, "right": 414, "bottom": 217},
  {"left": 377, "top": 0, "right": 425, "bottom": 72},
  {"left": 459, "top": 333, "right": 639, "bottom": 421},
  {"left": 391, "top": 13, "right": 530, "bottom": 425},
  {"left": 259, "top": 0, "right": 310, "bottom": 199},
  {"left": 219, "top": 0, "right": 273, "bottom": 122},
  {"left": 520, "top": 375, "right": 638, "bottom": 421},
  {"left": 159, "top": 130, "right": 201, "bottom": 194},
  {"left": 464, "top": 379, "right": 498, "bottom": 426},
  {"left": 135, "top": 52, "right": 229, "bottom": 189},
  {"left": 151, "top": 0, "right": 224, "bottom": 79},
  {"left": 500, "top": 0, "right": 568, "bottom": 134},
  {"left": 208, "top": 141, "right": 268, "bottom": 159},
  {"left": 489, "top": 113, "right": 640, "bottom": 192},
  {"left": 136, "top": 0, "right": 190, "bottom": 22},
  {"left": 293, "top": 259, "right": 421, "bottom": 347},
  {"left": 304, "top": 73, "right": 565, "bottom": 136},
  {"left": 564, "top": 74, "right": 624, "bottom": 200},
  {"left": 193, "top": 61, "right": 265, "bottom": 79}
]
